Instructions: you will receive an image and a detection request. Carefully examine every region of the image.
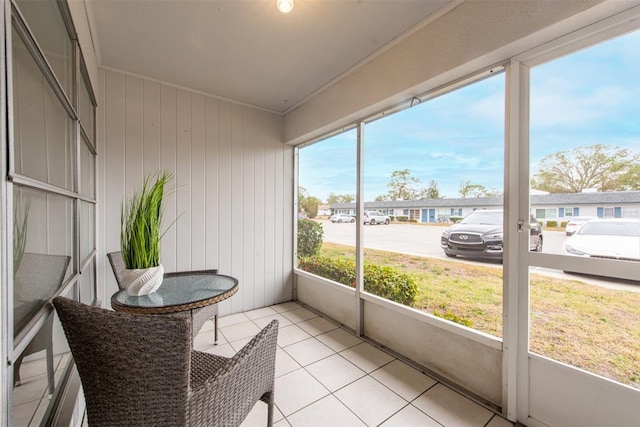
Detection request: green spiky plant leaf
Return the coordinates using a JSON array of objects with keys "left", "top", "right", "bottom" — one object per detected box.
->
[{"left": 120, "top": 171, "right": 175, "bottom": 269}]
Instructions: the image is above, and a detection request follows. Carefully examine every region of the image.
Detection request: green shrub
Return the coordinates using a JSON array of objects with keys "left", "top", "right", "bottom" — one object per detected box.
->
[
  {"left": 546, "top": 220, "right": 558, "bottom": 227},
  {"left": 433, "top": 310, "right": 473, "bottom": 327},
  {"left": 560, "top": 221, "right": 568, "bottom": 228},
  {"left": 297, "top": 255, "right": 418, "bottom": 305},
  {"left": 395, "top": 215, "right": 409, "bottom": 222},
  {"left": 297, "top": 219, "right": 323, "bottom": 257}
]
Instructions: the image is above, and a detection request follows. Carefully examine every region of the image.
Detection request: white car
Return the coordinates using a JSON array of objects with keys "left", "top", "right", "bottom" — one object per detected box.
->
[
  {"left": 562, "top": 218, "right": 640, "bottom": 261},
  {"left": 363, "top": 211, "right": 390, "bottom": 225},
  {"left": 564, "top": 216, "right": 598, "bottom": 236},
  {"left": 329, "top": 214, "right": 355, "bottom": 223}
]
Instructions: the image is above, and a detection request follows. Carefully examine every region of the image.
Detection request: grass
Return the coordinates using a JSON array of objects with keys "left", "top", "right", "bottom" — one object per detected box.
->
[{"left": 319, "top": 242, "right": 640, "bottom": 389}]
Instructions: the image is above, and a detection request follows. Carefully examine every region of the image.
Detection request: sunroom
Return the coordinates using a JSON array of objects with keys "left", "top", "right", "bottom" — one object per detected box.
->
[{"left": 2, "top": 1, "right": 639, "bottom": 426}]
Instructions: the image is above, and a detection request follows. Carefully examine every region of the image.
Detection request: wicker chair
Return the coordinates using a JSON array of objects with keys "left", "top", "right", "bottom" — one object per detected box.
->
[
  {"left": 13, "top": 253, "right": 71, "bottom": 395},
  {"left": 107, "top": 251, "right": 220, "bottom": 343},
  {"left": 53, "top": 297, "right": 278, "bottom": 427}
]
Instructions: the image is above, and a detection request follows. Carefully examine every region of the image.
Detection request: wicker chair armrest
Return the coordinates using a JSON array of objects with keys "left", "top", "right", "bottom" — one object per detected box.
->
[{"left": 187, "top": 320, "right": 278, "bottom": 426}]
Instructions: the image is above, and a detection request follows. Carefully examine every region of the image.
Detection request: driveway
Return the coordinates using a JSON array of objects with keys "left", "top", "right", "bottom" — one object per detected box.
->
[{"left": 319, "top": 220, "right": 640, "bottom": 292}]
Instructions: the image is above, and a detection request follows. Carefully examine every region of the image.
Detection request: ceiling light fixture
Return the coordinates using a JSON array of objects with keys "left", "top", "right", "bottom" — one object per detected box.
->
[{"left": 277, "top": 0, "right": 294, "bottom": 14}]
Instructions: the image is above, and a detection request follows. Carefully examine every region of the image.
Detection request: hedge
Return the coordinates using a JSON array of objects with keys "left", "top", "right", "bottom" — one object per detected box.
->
[
  {"left": 297, "top": 219, "right": 323, "bottom": 257},
  {"left": 297, "top": 255, "right": 418, "bottom": 306}
]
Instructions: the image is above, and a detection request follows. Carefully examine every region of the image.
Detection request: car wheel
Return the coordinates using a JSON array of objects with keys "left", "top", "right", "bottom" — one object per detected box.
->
[
  {"left": 445, "top": 252, "right": 457, "bottom": 258},
  {"left": 338, "top": 219, "right": 343, "bottom": 223},
  {"left": 534, "top": 237, "right": 543, "bottom": 252},
  {"left": 370, "top": 219, "right": 376, "bottom": 225},
  {"left": 384, "top": 219, "right": 390, "bottom": 225},
  {"left": 350, "top": 218, "right": 355, "bottom": 223}
]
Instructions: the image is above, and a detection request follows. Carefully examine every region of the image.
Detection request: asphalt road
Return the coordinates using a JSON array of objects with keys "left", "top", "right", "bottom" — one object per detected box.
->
[{"left": 319, "top": 220, "right": 640, "bottom": 292}]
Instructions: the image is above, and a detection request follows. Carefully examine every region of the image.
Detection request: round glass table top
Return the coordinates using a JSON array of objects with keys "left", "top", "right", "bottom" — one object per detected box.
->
[{"left": 111, "top": 273, "right": 238, "bottom": 314}]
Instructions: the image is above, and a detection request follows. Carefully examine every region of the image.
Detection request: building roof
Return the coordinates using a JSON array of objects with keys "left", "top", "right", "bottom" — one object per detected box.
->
[{"left": 330, "top": 191, "right": 640, "bottom": 210}]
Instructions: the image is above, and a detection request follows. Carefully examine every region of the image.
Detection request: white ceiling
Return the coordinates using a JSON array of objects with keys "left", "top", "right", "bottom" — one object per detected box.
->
[{"left": 85, "top": 0, "right": 452, "bottom": 114}]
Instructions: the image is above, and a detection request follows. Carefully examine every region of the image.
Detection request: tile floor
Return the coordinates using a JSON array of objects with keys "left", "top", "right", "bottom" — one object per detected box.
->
[{"left": 195, "top": 301, "right": 515, "bottom": 427}]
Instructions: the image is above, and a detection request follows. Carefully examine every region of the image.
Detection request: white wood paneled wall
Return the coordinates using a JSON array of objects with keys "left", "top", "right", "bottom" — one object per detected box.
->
[{"left": 97, "top": 69, "right": 293, "bottom": 315}]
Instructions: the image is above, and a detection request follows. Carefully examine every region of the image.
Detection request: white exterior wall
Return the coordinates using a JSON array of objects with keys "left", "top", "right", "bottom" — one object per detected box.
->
[{"left": 97, "top": 69, "right": 294, "bottom": 315}]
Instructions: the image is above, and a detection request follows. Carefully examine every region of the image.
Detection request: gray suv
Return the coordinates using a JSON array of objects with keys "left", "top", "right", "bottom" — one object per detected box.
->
[
  {"left": 440, "top": 209, "right": 542, "bottom": 260},
  {"left": 363, "top": 211, "right": 390, "bottom": 225}
]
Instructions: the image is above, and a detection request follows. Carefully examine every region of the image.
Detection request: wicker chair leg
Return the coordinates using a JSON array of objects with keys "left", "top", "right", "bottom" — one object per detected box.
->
[
  {"left": 214, "top": 314, "right": 219, "bottom": 345},
  {"left": 266, "top": 392, "right": 274, "bottom": 427}
]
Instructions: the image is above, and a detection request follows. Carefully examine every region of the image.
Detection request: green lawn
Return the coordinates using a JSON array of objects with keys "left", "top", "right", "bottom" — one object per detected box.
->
[{"left": 319, "top": 242, "right": 640, "bottom": 389}]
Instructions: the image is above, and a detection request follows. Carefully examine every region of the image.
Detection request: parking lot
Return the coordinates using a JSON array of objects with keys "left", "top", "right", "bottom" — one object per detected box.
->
[{"left": 319, "top": 220, "right": 640, "bottom": 292}]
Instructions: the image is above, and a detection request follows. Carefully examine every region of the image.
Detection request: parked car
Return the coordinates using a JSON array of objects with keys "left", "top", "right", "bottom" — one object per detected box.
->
[
  {"left": 564, "top": 216, "right": 598, "bottom": 236},
  {"left": 440, "top": 209, "right": 543, "bottom": 260},
  {"left": 562, "top": 218, "right": 640, "bottom": 261},
  {"left": 329, "top": 214, "right": 355, "bottom": 223},
  {"left": 363, "top": 211, "right": 390, "bottom": 225}
]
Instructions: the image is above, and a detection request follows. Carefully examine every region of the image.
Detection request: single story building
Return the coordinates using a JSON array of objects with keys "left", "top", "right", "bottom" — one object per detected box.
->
[{"left": 330, "top": 191, "right": 640, "bottom": 224}]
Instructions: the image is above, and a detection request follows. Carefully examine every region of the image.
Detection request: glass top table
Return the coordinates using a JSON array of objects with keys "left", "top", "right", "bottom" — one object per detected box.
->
[{"left": 111, "top": 272, "right": 238, "bottom": 314}]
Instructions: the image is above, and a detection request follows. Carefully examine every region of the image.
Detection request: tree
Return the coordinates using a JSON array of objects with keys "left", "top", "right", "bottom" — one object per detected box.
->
[
  {"left": 420, "top": 180, "right": 441, "bottom": 199},
  {"left": 458, "top": 180, "right": 501, "bottom": 198},
  {"left": 298, "top": 186, "right": 321, "bottom": 218},
  {"left": 531, "top": 144, "right": 640, "bottom": 193},
  {"left": 326, "top": 192, "right": 355, "bottom": 204},
  {"left": 378, "top": 169, "right": 420, "bottom": 201}
]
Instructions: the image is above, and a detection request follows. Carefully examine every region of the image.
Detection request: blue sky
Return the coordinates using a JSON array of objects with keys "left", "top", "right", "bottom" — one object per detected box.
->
[{"left": 299, "top": 30, "right": 640, "bottom": 202}]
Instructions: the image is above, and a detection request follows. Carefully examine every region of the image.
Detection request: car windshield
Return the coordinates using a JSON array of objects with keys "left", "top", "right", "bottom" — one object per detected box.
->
[
  {"left": 578, "top": 221, "right": 640, "bottom": 237},
  {"left": 460, "top": 211, "right": 502, "bottom": 225}
]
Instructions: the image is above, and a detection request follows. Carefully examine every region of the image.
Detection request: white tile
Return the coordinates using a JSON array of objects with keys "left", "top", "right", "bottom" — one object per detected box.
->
[
  {"left": 370, "top": 359, "right": 437, "bottom": 401},
  {"left": 412, "top": 384, "right": 493, "bottom": 427},
  {"left": 198, "top": 318, "right": 214, "bottom": 333},
  {"left": 220, "top": 321, "right": 261, "bottom": 342},
  {"left": 487, "top": 414, "right": 515, "bottom": 427},
  {"left": 283, "top": 338, "right": 334, "bottom": 366},
  {"left": 252, "top": 313, "right": 293, "bottom": 329},
  {"left": 274, "top": 369, "right": 329, "bottom": 416},
  {"left": 12, "top": 373, "right": 48, "bottom": 406},
  {"left": 316, "top": 328, "right": 362, "bottom": 352},
  {"left": 379, "top": 404, "right": 441, "bottom": 427},
  {"left": 194, "top": 328, "right": 224, "bottom": 350},
  {"left": 203, "top": 343, "right": 236, "bottom": 358},
  {"left": 277, "top": 324, "right": 312, "bottom": 347},
  {"left": 218, "top": 312, "right": 251, "bottom": 328},
  {"left": 240, "top": 400, "right": 284, "bottom": 427},
  {"left": 281, "top": 307, "right": 318, "bottom": 324},
  {"left": 339, "top": 342, "right": 395, "bottom": 373},
  {"left": 272, "top": 301, "right": 302, "bottom": 313},
  {"left": 229, "top": 337, "right": 254, "bottom": 353},
  {"left": 244, "top": 306, "right": 279, "bottom": 320},
  {"left": 287, "top": 395, "right": 366, "bottom": 427},
  {"left": 296, "top": 317, "right": 338, "bottom": 336},
  {"left": 306, "top": 354, "right": 366, "bottom": 392},
  {"left": 275, "top": 348, "right": 301, "bottom": 378},
  {"left": 334, "top": 376, "right": 407, "bottom": 426}
]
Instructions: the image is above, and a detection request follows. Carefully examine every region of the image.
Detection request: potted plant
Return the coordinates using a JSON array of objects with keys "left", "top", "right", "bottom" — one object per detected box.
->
[{"left": 120, "top": 171, "right": 175, "bottom": 295}]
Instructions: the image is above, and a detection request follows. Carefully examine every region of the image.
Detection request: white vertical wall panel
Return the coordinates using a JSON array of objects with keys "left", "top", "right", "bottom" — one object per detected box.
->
[
  {"left": 160, "top": 85, "right": 177, "bottom": 273},
  {"left": 191, "top": 94, "right": 206, "bottom": 271},
  {"left": 101, "top": 70, "right": 125, "bottom": 299},
  {"left": 99, "top": 70, "right": 291, "bottom": 313},
  {"left": 204, "top": 97, "right": 219, "bottom": 271},
  {"left": 175, "top": 90, "right": 192, "bottom": 272},
  {"left": 142, "top": 81, "right": 161, "bottom": 176}
]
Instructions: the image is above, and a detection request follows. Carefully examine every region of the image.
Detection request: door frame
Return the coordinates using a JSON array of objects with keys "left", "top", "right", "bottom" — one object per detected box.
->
[{"left": 503, "top": 7, "right": 640, "bottom": 426}]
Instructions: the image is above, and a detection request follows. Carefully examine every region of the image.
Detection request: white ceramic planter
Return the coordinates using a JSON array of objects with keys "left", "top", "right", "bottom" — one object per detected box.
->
[{"left": 121, "top": 264, "right": 164, "bottom": 296}]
